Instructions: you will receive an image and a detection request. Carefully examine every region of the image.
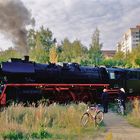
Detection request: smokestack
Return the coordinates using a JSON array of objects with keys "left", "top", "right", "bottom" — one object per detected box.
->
[
  {"left": 24, "top": 55, "right": 29, "bottom": 61},
  {"left": 0, "top": 0, "right": 35, "bottom": 55}
]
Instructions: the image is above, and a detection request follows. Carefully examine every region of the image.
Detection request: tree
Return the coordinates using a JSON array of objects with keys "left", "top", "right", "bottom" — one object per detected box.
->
[
  {"left": 135, "top": 58, "right": 140, "bottom": 67},
  {"left": 89, "top": 28, "right": 103, "bottom": 66},
  {"left": 114, "top": 50, "right": 125, "bottom": 60},
  {"left": 29, "top": 32, "right": 48, "bottom": 63},
  {"left": 59, "top": 38, "right": 87, "bottom": 63},
  {"left": 39, "top": 26, "right": 54, "bottom": 51},
  {"left": 71, "top": 40, "right": 85, "bottom": 63},
  {"left": 28, "top": 26, "right": 56, "bottom": 63},
  {"left": 49, "top": 46, "right": 58, "bottom": 63},
  {"left": 27, "top": 28, "right": 36, "bottom": 49},
  {"left": 0, "top": 48, "right": 19, "bottom": 62},
  {"left": 129, "top": 44, "right": 140, "bottom": 67},
  {"left": 59, "top": 38, "right": 72, "bottom": 62}
]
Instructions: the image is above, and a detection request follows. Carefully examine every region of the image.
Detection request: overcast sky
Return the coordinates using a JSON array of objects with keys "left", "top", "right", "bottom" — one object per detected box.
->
[{"left": 0, "top": 0, "right": 140, "bottom": 51}]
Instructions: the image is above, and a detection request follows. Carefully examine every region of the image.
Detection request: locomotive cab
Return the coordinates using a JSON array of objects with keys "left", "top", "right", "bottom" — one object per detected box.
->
[
  {"left": 106, "top": 67, "right": 126, "bottom": 89},
  {"left": 125, "top": 69, "right": 140, "bottom": 96}
]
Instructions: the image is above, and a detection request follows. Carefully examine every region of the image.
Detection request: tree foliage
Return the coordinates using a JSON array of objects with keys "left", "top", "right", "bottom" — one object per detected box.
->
[
  {"left": 59, "top": 38, "right": 72, "bottom": 62},
  {"left": 59, "top": 38, "right": 87, "bottom": 63},
  {"left": 114, "top": 50, "right": 125, "bottom": 60},
  {"left": 89, "top": 28, "right": 103, "bottom": 66},
  {"left": 128, "top": 44, "right": 140, "bottom": 67},
  {"left": 28, "top": 26, "right": 55, "bottom": 63},
  {"left": 49, "top": 46, "right": 58, "bottom": 63},
  {"left": 0, "top": 48, "right": 19, "bottom": 62},
  {"left": 135, "top": 58, "right": 140, "bottom": 67}
]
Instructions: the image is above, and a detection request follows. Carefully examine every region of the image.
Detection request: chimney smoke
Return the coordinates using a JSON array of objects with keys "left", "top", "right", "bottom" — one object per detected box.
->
[{"left": 0, "top": 0, "right": 34, "bottom": 55}]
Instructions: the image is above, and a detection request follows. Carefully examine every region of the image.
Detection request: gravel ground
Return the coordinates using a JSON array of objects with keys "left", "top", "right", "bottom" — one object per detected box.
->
[{"left": 94, "top": 112, "right": 140, "bottom": 140}]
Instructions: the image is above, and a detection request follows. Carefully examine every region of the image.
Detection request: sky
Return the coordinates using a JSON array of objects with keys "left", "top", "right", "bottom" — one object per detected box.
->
[{"left": 0, "top": 0, "right": 140, "bottom": 51}]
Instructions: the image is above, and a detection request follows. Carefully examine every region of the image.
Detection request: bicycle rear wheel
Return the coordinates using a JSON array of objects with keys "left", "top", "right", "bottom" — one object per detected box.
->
[
  {"left": 117, "top": 105, "right": 124, "bottom": 115},
  {"left": 95, "top": 111, "right": 104, "bottom": 125},
  {"left": 81, "top": 113, "right": 89, "bottom": 126}
]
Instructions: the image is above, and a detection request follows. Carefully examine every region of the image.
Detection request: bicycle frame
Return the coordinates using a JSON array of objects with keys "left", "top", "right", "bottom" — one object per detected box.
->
[
  {"left": 81, "top": 105, "right": 104, "bottom": 126},
  {"left": 86, "top": 106, "right": 99, "bottom": 119}
]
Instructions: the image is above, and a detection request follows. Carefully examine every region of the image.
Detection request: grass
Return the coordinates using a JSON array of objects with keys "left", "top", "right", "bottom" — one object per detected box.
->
[
  {"left": 0, "top": 102, "right": 105, "bottom": 140},
  {"left": 126, "top": 98, "right": 140, "bottom": 128}
]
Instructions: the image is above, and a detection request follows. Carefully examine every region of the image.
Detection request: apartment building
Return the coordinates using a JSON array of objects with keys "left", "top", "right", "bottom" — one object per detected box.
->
[{"left": 117, "top": 25, "right": 140, "bottom": 53}]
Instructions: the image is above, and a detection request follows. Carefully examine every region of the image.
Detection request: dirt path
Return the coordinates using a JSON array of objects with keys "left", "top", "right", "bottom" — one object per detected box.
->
[{"left": 95, "top": 112, "right": 140, "bottom": 140}]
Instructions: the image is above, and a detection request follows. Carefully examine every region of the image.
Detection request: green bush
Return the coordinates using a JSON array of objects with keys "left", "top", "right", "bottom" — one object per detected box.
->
[{"left": 1, "top": 131, "right": 25, "bottom": 140}]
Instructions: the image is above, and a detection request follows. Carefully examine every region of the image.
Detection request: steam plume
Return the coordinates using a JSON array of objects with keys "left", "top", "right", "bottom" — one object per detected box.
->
[{"left": 0, "top": 0, "right": 34, "bottom": 55}]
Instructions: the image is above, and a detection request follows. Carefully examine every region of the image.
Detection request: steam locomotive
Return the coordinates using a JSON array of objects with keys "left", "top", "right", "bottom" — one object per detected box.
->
[{"left": 0, "top": 56, "right": 140, "bottom": 105}]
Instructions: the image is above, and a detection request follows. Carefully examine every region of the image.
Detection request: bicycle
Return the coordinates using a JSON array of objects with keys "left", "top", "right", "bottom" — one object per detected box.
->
[
  {"left": 81, "top": 104, "right": 104, "bottom": 126},
  {"left": 115, "top": 99, "right": 124, "bottom": 115}
]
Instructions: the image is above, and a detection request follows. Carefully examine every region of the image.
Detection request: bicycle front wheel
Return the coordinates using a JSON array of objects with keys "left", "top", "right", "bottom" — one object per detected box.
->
[
  {"left": 81, "top": 113, "right": 89, "bottom": 126},
  {"left": 95, "top": 111, "right": 104, "bottom": 125}
]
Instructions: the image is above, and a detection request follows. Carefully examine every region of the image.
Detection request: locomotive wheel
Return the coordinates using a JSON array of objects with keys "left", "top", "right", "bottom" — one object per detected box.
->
[
  {"left": 63, "top": 92, "right": 74, "bottom": 103},
  {"left": 82, "top": 95, "right": 90, "bottom": 103}
]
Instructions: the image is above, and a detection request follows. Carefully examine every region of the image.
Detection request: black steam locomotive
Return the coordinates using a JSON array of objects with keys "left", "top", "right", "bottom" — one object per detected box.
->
[{"left": 0, "top": 56, "right": 140, "bottom": 105}]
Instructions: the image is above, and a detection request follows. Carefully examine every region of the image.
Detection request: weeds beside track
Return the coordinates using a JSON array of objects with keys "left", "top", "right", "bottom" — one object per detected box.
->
[{"left": 0, "top": 102, "right": 105, "bottom": 140}]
